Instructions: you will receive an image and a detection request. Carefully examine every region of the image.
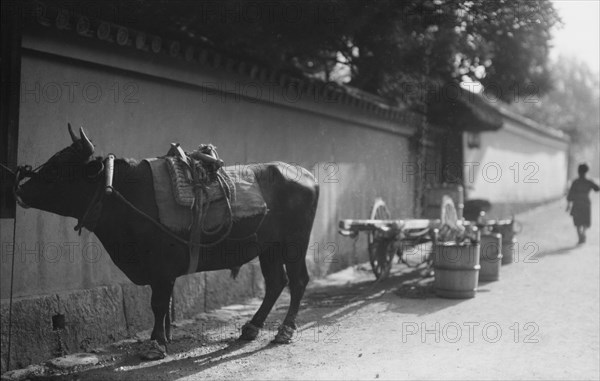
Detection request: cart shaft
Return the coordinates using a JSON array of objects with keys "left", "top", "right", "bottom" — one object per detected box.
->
[{"left": 338, "top": 218, "right": 443, "bottom": 233}]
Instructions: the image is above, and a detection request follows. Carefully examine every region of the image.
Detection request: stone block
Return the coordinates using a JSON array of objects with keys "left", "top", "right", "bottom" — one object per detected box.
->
[
  {"left": 121, "top": 283, "right": 153, "bottom": 334},
  {"left": 172, "top": 273, "right": 205, "bottom": 321},
  {"left": 47, "top": 353, "right": 99, "bottom": 370},
  {"left": 56, "top": 286, "right": 128, "bottom": 353},
  {"left": 0, "top": 364, "right": 44, "bottom": 380},
  {"left": 0, "top": 295, "right": 59, "bottom": 372}
]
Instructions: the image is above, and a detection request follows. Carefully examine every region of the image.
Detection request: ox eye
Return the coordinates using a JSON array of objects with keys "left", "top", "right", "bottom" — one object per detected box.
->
[
  {"left": 84, "top": 160, "right": 104, "bottom": 179},
  {"left": 40, "top": 165, "right": 59, "bottom": 183}
]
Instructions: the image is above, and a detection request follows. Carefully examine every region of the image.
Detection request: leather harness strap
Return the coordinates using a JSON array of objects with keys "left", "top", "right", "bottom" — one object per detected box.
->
[{"left": 88, "top": 155, "right": 264, "bottom": 276}]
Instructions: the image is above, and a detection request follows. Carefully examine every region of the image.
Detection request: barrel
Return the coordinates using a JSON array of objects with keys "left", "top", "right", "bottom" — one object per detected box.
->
[
  {"left": 479, "top": 233, "right": 502, "bottom": 282},
  {"left": 433, "top": 241, "right": 480, "bottom": 298},
  {"left": 489, "top": 219, "right": 517, "bottom": 265},
  {"left": 501, "top": 237, "right": 517, "bottom": 265},
  {"left": 491, "top": 219, "right": 515, "bottom": 241}
]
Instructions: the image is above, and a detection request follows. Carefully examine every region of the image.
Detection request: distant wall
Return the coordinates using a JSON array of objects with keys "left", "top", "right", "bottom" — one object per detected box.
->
[
  {"left": 1, "top": 27, "right": 418, "bottom": 370},
  {"left": 463, "top": 116, "right": 569, "bottom": 219}
]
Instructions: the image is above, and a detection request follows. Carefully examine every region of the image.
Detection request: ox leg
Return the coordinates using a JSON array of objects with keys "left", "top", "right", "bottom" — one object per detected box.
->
[
  {"left": 273, "top": 251, "right": 310, "bottom": 344},
  {"left": 143, "top": 280, "right": 174, "bottom": 360},
  {"left": 165, "top": 295, "right": 173, "bottom": 342},
  {"left": 240, "top": 252, "right": 287, "bottom": 341}
]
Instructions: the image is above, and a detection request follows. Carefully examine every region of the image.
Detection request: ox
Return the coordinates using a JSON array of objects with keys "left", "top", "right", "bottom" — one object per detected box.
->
[{"left": 14, "top": 125, "right": 319, "bottom": 358}]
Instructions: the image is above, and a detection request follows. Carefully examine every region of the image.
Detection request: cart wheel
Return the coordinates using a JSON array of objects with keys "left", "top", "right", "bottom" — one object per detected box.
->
[
  {"left": 369, "top": 238, "right": 397, "bottom": 280},
  {"left": 368, "top": 198, "right": 396, "bottom": 279}
]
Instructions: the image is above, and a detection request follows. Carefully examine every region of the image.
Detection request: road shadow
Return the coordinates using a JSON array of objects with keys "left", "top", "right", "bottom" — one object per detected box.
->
[
  {"left": 534, "top": 244, "right": 579, "bottom": 259},
  {"left": 299, "top": 261, "right": 467, "bottom": 321}
]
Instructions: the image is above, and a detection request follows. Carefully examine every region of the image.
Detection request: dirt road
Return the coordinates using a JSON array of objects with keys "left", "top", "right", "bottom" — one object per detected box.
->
[{"left": 22, "top": 194, "right": 600, "bottom": 380}]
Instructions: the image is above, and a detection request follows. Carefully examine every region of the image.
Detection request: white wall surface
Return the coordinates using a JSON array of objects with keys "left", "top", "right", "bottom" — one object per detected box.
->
[{"left": 463, "top": 119, "right": 569, "bottom": 204}]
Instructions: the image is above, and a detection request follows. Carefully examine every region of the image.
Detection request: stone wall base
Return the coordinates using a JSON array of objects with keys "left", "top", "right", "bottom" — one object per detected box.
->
[{"left": 0, "top": 261, "right": 263, "bottom": 372}]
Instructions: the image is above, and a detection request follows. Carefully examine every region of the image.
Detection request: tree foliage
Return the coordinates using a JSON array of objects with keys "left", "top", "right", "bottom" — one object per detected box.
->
[
  {"left": 511, "top": 55, "right": 600, "bottom": 148},
  {"left": 87, "top": 0, "right": 561, "bottom": 105}
]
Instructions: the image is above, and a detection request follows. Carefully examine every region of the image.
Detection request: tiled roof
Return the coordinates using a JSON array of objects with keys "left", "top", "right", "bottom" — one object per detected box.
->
[{"left": 25, "top": 0, "right": 414, "bottom": 124}]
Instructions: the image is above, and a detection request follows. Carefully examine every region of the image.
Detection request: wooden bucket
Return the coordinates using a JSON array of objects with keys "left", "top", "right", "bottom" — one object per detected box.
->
[
  {"left": 501, "top": 237, "right": 517, "bottom": 265},
  {"left": 491, "top": 219, "right": 515, "bottom": 241},
  {"left": 433, "top": 242, "right": 480, "bottom": 298},
  {"left": 479, "top": 233, "right": 502, "bottom": 282},
  {"left": 489, "top": 219, "right": 517, "bottom": 265}
]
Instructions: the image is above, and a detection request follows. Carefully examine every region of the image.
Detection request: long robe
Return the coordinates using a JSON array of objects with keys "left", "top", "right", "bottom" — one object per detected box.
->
[{"left": 567, "top": 177, "right": 600, "bottom": 227}]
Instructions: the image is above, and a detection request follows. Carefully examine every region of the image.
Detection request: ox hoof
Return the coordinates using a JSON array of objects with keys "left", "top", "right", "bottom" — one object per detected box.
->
[
  {"left": 239, "top": 322, "right": 261, "bottom": 341},
  {"left": 272, "top": 325, "right": 295, "bottom": 344},
  {"left": 140, "top": 340, "right": 167, "bottom": 361}
]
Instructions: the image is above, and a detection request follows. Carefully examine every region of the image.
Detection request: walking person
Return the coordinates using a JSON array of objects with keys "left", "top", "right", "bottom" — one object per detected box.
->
[{"left": 566, "top": 163, "right": 599, "bottom": 244}]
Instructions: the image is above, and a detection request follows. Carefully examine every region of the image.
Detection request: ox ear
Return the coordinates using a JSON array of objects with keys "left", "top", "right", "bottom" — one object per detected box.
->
[
  {"left": 79, "top": 127, "right": 94, "bottom": 157},
  {"left": 68, "top": 123, "right": 77, "bottom": 143}
]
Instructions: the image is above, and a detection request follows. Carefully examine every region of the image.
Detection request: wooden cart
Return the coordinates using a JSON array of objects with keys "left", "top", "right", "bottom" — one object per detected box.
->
[{"left": 338, "top": 197, "right": 474, "bottom": 280}]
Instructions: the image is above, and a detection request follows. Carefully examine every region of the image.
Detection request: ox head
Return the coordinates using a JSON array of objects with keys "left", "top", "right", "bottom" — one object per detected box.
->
[{"left": 15, "top": 124, "right": 105, "bottom": 217}]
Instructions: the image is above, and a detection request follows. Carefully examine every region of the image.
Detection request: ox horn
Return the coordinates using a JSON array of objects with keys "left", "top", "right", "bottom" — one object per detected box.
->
[
  {"left": 68, "top": 123, "right": 77, "bottom": 143},
  {"left": 79, "top": 127, "right": 94, "bottom": 156}
]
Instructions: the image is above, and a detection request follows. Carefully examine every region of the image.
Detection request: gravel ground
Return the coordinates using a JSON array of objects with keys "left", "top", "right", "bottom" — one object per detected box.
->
[{"left": 11, "top": 194, "right": 600, "bottom": 381}]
